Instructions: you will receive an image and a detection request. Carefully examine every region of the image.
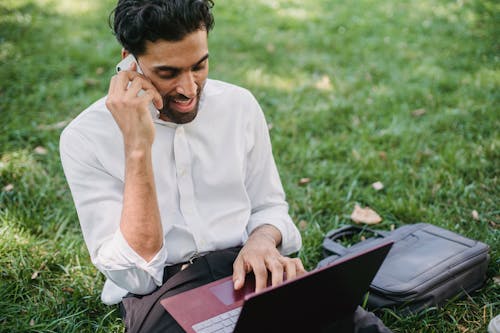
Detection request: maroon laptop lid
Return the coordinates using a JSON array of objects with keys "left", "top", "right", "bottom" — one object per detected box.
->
[{"left": 161, "top": 239, "right": 393, "bottom": 333}]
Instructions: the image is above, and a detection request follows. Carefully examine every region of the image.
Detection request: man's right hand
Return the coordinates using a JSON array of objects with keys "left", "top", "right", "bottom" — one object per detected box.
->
[{"left": 105, "top": 62, "right": 163, "bottom": 151}]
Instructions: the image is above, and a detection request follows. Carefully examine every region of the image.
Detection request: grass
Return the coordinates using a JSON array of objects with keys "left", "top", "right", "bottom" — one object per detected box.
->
[{"left": 0, "top": 0, "right": 498, "bottom": 332}]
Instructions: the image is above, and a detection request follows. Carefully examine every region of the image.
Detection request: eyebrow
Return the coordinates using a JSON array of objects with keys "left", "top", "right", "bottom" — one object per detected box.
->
[{"left": 153, "top": 53, "right": 209, "bottom": 73}]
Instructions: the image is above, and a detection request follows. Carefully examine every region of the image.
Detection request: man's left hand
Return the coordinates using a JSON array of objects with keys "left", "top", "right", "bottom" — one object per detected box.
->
[{"left": 232, "top": 225, "right": 307, "bottom": 292}]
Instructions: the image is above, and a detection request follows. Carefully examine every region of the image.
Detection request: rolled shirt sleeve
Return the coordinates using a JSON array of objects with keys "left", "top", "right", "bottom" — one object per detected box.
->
[
  {"left": 96, "top": 229, "right": 167, "bottom": 295},
  {"left": 60, "top": 124, "right": 166, "bottom": 301}
]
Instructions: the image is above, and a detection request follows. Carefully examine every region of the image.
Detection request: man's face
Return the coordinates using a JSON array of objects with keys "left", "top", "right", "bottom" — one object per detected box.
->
[{"left": 136, "top": 29, "right": 209, "bottom": 124}]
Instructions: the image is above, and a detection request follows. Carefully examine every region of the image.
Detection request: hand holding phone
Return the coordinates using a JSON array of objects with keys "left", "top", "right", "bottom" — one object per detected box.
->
[
  {"left": 115, "top": 54, "right": 161, "bottom": 112},
  {"left": 106, "top": 55, "right": 163, "bottom": 147}
]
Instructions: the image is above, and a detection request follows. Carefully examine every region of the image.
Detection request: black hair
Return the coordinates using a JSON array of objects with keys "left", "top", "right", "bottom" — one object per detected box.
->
[{"left": 109, "top": 0, "right": 214, "bottom": 55}]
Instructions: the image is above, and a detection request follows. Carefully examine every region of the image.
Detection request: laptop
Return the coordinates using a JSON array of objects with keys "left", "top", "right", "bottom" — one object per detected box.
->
[{"left": 161, "top": 239, "right": 393, "bottom": 333}]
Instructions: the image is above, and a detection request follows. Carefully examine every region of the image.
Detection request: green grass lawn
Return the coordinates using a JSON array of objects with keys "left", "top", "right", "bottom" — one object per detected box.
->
[{"left": 1, "top": 0, "right": 498, "bottom": 332}]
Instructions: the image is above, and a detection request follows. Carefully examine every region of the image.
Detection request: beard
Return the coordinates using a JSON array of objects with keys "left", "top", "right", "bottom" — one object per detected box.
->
[{"left": 158, "top": 85, "right": 204, "bottom": 124}]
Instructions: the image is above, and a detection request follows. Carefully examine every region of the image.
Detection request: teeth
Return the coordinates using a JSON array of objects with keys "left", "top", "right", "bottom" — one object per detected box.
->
[{"left": 174, "top": 99, "right": 191, "bottom": 104}]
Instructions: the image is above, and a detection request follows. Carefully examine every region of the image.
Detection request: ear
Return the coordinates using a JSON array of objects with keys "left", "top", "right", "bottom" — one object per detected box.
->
[{"left": 121, "top": 48, "right": 129, "bottom": 60}]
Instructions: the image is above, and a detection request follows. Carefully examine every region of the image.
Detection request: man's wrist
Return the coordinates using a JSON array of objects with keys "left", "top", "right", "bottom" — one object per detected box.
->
[
  {"left": 249, "top": 224, "right": 282, "bottom": 247},
  {"left": 125, "top": 147, "right": 151, "bottom": 161},
  {"left": 124, "top": 139, "right": 153, "bottom": 156}
]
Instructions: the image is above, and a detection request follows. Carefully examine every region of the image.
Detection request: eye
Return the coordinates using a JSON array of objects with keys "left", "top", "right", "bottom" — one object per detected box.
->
[
  {"left": 192, "top": 60, "right": 208, "bottom": 72},
  {"left": 192, "top": 64, "right": 206, "bottom": 72},
  {"left": 158, "top": 70, "right": 179, "bottom": 80}
]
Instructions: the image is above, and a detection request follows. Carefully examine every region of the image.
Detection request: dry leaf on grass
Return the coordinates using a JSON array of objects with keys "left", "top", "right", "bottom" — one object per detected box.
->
[
  {"left": 350, "top": 204, "right": 382, "bottom": 225},
  {"left": 34, "top": 146, "right": 47, "bottom": 155},
  {"left": 3, "top": 184, "right": 14, "bottom": 192},
  {"left": 372, "top": 181, "right": 384, "bottom": 191},
  {"left": 298, "top": 220, "right": 308, "bottom": 230},
  {"left": 411, "top": 108, "right": 426, "bottom": 117},
  {"left": 315, "top": 75, "right": 332, "bottom": 91},
  {"left": 62, "top": 287, "right": 74, "bottom": 293},
  {"left": 298, "top": 178, "right": 311, "bottom": 186},
  {"left": 31, "top": 262, "right": 46, "bottom": 280},
  {"left": 493, "top": 275, "right": 500, "bottom": 286}
]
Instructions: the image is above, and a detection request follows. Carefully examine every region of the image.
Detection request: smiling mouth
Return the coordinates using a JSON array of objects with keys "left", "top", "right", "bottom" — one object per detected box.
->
[{"left": 170, "top": 96, "right": 196, "bottom": 113}]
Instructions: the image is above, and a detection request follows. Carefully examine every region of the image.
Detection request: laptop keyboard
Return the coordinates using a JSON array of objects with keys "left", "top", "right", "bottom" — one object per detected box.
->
[{"left": 192, "top": 307, "right": 242, "bottom": 333}]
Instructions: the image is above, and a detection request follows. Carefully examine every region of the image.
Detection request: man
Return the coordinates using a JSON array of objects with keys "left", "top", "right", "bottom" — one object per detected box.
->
[{"left": 60, "top": 1, "right": 392, "bottom": 332}]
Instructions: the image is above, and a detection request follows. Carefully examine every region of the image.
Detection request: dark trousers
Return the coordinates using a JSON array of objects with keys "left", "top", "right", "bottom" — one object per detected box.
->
[{"left": 119, "top": 247, "right": 392, "bottom": 333}]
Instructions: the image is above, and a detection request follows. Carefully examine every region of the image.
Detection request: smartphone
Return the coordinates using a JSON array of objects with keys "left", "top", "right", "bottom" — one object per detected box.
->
[
  {"left": 116, "top": 54, "right": 159, "bottom": 111},
  {"left": 116, "top": 54, "right": 144, "bottom": 74}
]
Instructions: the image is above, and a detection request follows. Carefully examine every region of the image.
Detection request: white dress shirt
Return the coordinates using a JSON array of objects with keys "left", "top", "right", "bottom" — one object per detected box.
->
[{"left": 59, "top": 79, "right": 302, "bottom": 305}]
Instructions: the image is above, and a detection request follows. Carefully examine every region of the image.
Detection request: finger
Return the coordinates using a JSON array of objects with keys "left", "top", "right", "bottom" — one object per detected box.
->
[
  {"left": 128, "top": 61, "right": 137, "bottom": 71},
  {"left": 142, "top": 85, "right": 163, "bottom": 109},
  {"left": 124, "top": 77, "right": 163, "bottom": 110},
  {"left": 267, "top": 257, "right": 284, "bottom": 287},
  {"left": 124, "top": 77, "right": 145, "bottom": 97},
  {"left": 232, "top": 258, "right": 247, "bottom": 291},
  {"left": 282, "top": 258, "right": 297, "bottom": 281},
  {"left": 126, "top": 75, "right": 162, "bottom": 108},
  {"left": 294, "top": 258, "right": 307, "bottom": 275},
  {"left": 108, "top": 75, "right": 118, "bottom": 96},
  {"left": 141, "top": 89, "right": 163, "bottom": 109},
  {"left": 109, "top": 65, "right": 139, "bottom": 96},
  {"left": 252, "top": 261, "right": 269, "bottom": 292},
  {"left": 115, "top": 65, "right": 163, "bottom": 108},
  {"left": 115, "top": 70, "right": 144, "bottom": 90}
]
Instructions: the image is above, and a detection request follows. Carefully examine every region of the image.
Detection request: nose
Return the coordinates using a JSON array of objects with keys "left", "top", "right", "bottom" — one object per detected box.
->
[{"left": 176, "top": 71, "right": 197, "bottom": 98}]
